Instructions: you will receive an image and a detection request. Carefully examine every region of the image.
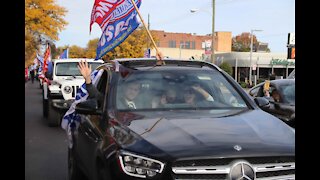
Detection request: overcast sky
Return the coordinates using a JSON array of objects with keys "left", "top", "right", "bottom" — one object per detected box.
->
[{"left": 55, "top": 0, "right": 295, "bottom": 53}]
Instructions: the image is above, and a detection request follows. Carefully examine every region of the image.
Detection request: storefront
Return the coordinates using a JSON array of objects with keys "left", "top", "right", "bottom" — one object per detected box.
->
[{"left": 214, "top": 52, "right": 295, "bottom": 83}]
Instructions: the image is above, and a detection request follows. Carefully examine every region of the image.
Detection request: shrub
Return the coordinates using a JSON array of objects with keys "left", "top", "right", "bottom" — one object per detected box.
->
[
  {"left": 239, "top": 82, "right": 247, "bottom": 88},
  {"left": 219, "top": 62, "right": 233, "bottom": 76}
]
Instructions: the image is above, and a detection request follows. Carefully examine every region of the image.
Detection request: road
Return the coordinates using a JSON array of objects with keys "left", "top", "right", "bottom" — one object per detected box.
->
[{"left": 25, "top": 80, "right": 68, "bottom": 180}]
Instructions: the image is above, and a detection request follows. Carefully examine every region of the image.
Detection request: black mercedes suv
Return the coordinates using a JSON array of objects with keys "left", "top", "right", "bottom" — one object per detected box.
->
[{"left": 68, "top": 59, "right": 295, "bottom": 180}]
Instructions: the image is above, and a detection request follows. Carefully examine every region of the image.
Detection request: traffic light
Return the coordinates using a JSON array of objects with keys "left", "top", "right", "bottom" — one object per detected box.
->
[{"left": 287, "top": 47, "right": 295, "bottom": 59}]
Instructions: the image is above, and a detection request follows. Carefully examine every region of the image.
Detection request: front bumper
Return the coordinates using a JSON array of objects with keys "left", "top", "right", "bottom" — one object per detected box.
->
[{"left": 51, "top": 99, "right": 75, "bottom": 112}]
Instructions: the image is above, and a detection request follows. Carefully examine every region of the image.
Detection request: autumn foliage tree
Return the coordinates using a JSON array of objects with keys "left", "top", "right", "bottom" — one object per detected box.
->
[
  {"left": 56, "top": 27, "right": 159, "bottom": 60},
  {"left": 104, "top": 27, "right": 159, "bottom": 60},
  {"left": 232, "top": 32, "right": 257, "bottom": 52},
  {"left": 25, "top": 0, "right": 68, "bottom": 66}
]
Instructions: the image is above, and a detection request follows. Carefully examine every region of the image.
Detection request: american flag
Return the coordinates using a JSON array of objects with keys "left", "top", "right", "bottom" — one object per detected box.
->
[{"left": 143, "top": 48, "right": 150, "bottom": 58}]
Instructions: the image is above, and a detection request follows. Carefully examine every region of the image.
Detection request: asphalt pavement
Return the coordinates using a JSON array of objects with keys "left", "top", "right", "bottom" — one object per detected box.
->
[{"left": 25, "top": 80, "right": 68, "bottom": 180}]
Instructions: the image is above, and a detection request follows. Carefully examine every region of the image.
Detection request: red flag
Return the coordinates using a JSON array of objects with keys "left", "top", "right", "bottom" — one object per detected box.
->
[
  {"left": 90, "top": 0, "right": 120, "bottom": 32},
  {"left": 43, "top": 44, "right": 51, "bottom": 74}
]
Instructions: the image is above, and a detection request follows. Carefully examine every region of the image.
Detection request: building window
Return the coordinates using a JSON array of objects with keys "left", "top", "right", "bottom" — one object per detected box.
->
[
  {"left": 180, "top": 41, "right": 184, "bottom": 48},
  {"left": 168, "top": 40, "right": 176, "bottom": 48},
  {"left": 191, "top": 41, "right": 196, "bottom": 49},
  {"left": 185, "top": 41, "right": 190, "bottom": 49}
]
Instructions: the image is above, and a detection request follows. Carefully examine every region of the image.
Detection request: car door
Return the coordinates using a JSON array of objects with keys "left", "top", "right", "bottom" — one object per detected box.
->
[{"left": 75, "top": 70, "right": 109, "bottom": 177}]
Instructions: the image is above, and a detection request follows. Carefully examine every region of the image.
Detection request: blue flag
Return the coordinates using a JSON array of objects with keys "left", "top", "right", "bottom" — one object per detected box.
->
[
  {"left": 59, "top": 49, "right": 69, "bottom": 59},
  {"left": 95, "top": 0, "right": 141, "bottom": 60}
]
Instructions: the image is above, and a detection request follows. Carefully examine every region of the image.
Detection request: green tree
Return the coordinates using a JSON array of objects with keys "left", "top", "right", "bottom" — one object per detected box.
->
[
  {"left": 25, "top": 0, "right": 68, "bottom": 64},
  {"left": 219, "top": 62, "right": 233, "bottom": 76}
]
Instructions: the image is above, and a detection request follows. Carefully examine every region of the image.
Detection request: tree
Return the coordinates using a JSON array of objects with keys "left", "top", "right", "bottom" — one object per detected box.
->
[
  {"left": 54, "top": 27, "right": 159, "bottom": 60},
  {"left": 219, "top": 62, "right": 233, "bottom": 76},
  {"left": 69, "top": 45, "right": 86, "bottom": 58},
  {"left": 25, "top": 0, "right": 68, "bottom": 64},
  {"left": 232, "top": 32, "right": 256, "bottom": 52},
  {"left": 85, "top": 39, "right": 100, "bottom": 59},
  {"left": 104, "top": 27, "right": 159, "bottom": 60}
]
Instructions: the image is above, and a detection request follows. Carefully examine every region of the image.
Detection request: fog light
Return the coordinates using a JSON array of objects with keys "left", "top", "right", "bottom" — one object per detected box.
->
[{"left": 63, "top": 103, "right": 68, "bottom": 107}]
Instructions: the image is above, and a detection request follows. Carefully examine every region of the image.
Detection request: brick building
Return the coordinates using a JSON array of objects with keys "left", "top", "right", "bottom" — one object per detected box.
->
[
  {"left": 151, "top": 30, "right": 232, "bottom": 51},
  {"left": 150, "top": 30, "right": 232, "bottom": 59}
]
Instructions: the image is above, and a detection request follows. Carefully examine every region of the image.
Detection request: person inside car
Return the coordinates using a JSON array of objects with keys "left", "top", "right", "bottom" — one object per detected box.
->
[
  {"left": 78, "top": 60, "right": 104, "bottom": 105},
  {"left": 117, "top": 80, "right": 142, "bottom": 109},
  {"left": 151, "top": 87, "right": 181, "bottom": 108},
  {"left": 183, "top": 84, "right": 214, "bottom": 107},
  {"left": 271, "top": 89, "right": 281, "bottom": 102},
  {"left": 78, "top": 51, "right": 165, "bottom": 109}
]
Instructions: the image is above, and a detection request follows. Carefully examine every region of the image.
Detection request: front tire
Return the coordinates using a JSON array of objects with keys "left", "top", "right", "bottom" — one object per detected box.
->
[
  {"left": 47, "top": 99, "right": 61, "bottom": 127},
  {"left": 42, "top": 89, "right": 48, "bottom": 118},
  {"left": 96, "top": 159, "right": 112, "bottom": 180}
]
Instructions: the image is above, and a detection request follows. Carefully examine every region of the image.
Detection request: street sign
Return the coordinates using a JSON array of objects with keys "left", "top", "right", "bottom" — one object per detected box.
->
[{"left": 252, "top": 64, "right": 257, "bottom": 71}]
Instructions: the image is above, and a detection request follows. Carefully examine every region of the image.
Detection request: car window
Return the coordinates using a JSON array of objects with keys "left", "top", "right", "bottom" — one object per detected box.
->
[
  {"left": 56, "top": 62, "right": 102, "bottom": 76},
  {"left": 280, "top": 84, "right": 295, "bottom": 104},
  {"left": 249, "top": 86, "right": 260, "bottom": 97},
  {"left": 215, "top": 81, "right": 246, "bottom": 107},
  {"left": 115, "top": 69, "right": 248, "bottom": 113}
]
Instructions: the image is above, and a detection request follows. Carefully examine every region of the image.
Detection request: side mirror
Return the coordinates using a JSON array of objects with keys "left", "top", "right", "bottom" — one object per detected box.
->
[
  {"left": 254, "top": 97, "right": 270, "bottom": 109},
  {"left": 75, "top": 99, "right": 102, "bottom": 115}
]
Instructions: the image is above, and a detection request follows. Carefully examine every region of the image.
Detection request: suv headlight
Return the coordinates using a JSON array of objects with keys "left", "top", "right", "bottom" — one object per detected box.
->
[
  {"left": 118, "top": 151, "right": 165, "bottom": 178},
  {"left": 63, "top": 86, "right": 72, "bottom": 94}
]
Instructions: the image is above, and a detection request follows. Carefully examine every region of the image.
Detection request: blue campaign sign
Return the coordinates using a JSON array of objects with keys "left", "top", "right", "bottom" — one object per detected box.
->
[{"left": 95, "top": 0, "right": 141, "bottom": 60}]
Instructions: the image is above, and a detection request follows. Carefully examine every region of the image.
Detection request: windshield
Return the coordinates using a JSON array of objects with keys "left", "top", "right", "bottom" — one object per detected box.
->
[
  {"left": 55, "top": 62, "right": 102, "bottom": 76},
  {"left": 280, "top": 83, "right": 295, "bottom": 104},
  {"left": 115, "top": 68, "right": 248, "bottom": 113}
]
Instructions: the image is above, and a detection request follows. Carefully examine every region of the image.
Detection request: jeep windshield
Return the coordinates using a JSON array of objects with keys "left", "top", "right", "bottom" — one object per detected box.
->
[
  {"left": 115, "top": 68, "right": 248, "bottom": 114},
  {"left": 55, "top": 62, "right": 102, "bottom": 76}
]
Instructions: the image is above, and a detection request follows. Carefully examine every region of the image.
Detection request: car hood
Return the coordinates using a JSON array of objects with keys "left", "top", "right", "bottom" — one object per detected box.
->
[{"left": 113, "top": 109, "right": 295, "bottom": 160}]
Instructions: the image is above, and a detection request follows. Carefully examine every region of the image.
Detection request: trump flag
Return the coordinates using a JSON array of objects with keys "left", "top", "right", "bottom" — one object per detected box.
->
[
  {"left": 94, "top": 0, "right": 142, "bottom": 60},
  {"left": 90, "top": 0, "right": 120, "bottom": 32}
]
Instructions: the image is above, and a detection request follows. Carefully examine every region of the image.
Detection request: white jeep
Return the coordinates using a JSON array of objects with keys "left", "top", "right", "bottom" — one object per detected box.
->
[{"left": 42, "top": 58, "right": 104, "bottom": 126}]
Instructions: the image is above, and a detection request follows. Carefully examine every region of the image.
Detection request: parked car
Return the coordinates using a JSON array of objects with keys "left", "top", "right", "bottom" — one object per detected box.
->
[
  {"left": 42, "top": 58, "right": 104, "bottom": 126},
  {"left": 68, "top": 59, "right": 295, "bottom": 180},
  {"left": 248, "top": 79, "right": 295, "bottom": 127}
]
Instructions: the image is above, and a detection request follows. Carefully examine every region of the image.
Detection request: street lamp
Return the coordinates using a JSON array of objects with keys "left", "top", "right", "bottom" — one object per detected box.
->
[
  {"left": 190, "top": 0, "right": 215, "bottom": 64},
  {"left": 249, "top": 29, "right": 263, "bottom": 86}
]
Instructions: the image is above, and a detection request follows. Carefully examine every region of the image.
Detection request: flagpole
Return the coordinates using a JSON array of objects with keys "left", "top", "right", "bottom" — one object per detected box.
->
[{"left": 130, "top": 0, "right": 159, "bottom": 54}]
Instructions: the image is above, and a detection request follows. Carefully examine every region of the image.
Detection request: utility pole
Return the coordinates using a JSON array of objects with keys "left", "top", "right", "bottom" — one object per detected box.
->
[
  {"left": 249, "top": 29, "right": 262, "bottom": 86},
  {"left": 211, "top": 0, "right": 215, "bottom": 64},
  {"left": 147, "top": 13, "right": 150, "bottom": 51},
  {"left": 148, "top": 13, "right": 150, "bottom": 30}
]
